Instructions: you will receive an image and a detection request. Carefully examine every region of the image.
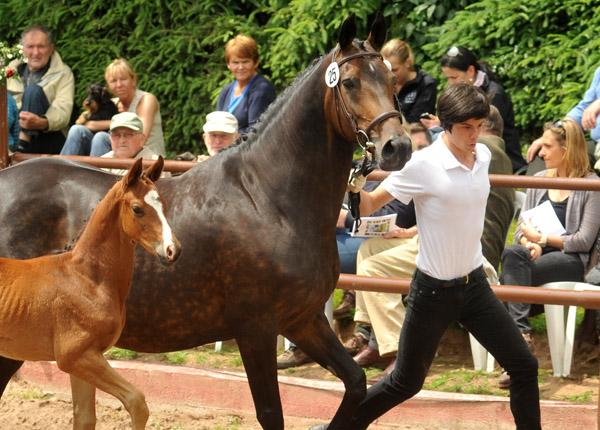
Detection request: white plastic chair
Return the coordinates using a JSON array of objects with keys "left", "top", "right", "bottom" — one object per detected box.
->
[{"left": 468, "top": 190, "right": 526, "bottom": 371}]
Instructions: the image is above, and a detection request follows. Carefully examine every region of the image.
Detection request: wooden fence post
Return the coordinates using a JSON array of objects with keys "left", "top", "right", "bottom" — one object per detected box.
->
[{"left": 0, "top": 85, "right": 8, "bottom": 169}]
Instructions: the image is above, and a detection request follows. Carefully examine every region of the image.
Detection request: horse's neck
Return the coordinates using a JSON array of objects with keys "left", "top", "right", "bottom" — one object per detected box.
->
[{"left": 70, "top": 185, "right": 135, "bottom": 292}]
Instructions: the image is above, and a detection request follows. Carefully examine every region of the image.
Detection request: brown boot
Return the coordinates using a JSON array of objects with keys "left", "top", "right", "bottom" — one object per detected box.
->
[
  {"left": 333, "top": 290, "right": 355, "bottom": 319},
  {"left": 367, "top": 358, "right": 396, "bottom": 384},
  {"left": 343, "top": 332, "right": 368, "bottom": 356}
]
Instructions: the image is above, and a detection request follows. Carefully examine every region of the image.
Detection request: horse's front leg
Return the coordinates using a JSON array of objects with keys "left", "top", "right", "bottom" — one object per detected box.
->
[
  {"left": 284, "top": 311, "right": 366, "bottom": 430},
  {"left": 235, "top": 322, "right": 283, "bottom": 430},
  {"left": 0, "top": 357, "right": 23, "bottom": 398},
  {"left": 70, "top": 374, "right": 97, "bottom": 430}
]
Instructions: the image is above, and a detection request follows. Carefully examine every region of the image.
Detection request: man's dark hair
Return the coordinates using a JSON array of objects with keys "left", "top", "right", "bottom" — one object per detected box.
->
[
  {"left": 22, "top": 25, "right": 54, "bottom": 46},
  {"left": 437, "top": 82, "right": 490, "bottom": 132}
]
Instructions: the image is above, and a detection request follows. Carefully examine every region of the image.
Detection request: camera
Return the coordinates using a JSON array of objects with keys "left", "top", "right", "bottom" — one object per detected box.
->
[{"left": 420, "top": 112, "right": 431, "bottom": 120}]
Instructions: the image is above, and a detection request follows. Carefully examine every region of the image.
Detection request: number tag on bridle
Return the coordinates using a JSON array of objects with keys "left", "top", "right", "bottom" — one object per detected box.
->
[{"left": 325, "top": 62, "right": 340, "bottom": 88}]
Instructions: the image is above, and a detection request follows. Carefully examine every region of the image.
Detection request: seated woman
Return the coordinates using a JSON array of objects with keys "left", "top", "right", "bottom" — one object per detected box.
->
[
  {"left": 216, "top": 34, "right": 276, "bottom": 134},
  {"left": 500, "top": 118, "right": 600, "bottom": 352},
  {"left": 61, "top": 58, "right": 165, "bottom": 157}
]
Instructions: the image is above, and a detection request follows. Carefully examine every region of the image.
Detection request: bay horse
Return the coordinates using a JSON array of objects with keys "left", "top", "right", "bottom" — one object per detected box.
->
[
  {"left": 0, "top": 157, "right": 180, "bottom": 429},
  {"left": 0, "top": 13, "right": 410, "bottom": 429}
]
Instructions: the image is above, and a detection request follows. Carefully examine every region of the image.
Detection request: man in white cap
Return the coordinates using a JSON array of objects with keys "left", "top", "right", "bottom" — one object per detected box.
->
[
  {"left": 198, "top": 111, "right": 239, "bottom": 161},
  {"left": 102, "top": 111, "right": 165, "bottom": 175}
]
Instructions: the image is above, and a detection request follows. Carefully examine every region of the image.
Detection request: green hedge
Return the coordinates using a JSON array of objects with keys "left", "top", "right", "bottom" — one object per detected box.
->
[{"left": 1, "top": 0, "right": 598, "bottom": 156}]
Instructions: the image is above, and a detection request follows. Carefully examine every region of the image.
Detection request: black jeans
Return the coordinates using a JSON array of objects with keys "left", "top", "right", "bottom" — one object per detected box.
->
[
  {"left": 347, "top": 266, "right": 541, "bottom": 430},
  {"left": 500, "top": 244, "right": 584, "bottom": 334}
]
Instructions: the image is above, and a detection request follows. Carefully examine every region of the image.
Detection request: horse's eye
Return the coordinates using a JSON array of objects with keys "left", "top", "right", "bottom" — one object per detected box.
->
[
  {"left": 132, "top": 206, "right": 144, "bottom": 216},
  {"left": 342, "top": 79, "right": 355, "bottom": 90}
]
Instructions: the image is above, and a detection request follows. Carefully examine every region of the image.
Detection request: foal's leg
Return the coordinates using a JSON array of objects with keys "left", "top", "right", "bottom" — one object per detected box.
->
[
  {"left": 235, "top": 323, "right": 283, "bottom": 430},
  {"left": 0, "top": 357, "right": 23, "bottom": 397},
  {"left": 61, "top": 351, "right": 149, "bottom": 430},
  {"left": 283, "top": 311, "right": 366, "bottom": 430},
  {"left": 70, "top": 374, "right": 96, "bottom": 430}
]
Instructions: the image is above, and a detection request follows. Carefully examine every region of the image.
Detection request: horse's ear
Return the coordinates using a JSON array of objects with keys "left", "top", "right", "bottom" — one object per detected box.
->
[
  {"left": 366, "top": 11, "right": 387, "bottom": 51},
  {"left": 338, "top": 13, "right": 356, "bottom": 51},
  {"left": 144, "top": 156, "right": 164, "bottom": 183},
  {"left": 123, "top": 158, "right": 144, "bottom": 189}
]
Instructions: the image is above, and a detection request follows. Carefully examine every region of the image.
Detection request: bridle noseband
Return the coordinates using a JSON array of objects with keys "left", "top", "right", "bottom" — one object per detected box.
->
[{"left": 330, "top": 50, "right": 403, "bottom": 152}]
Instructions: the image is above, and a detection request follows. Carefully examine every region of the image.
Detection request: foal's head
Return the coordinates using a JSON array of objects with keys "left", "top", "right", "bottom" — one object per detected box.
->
[{"left": 118, "top": 157, "right": 181, "bottom": 265}]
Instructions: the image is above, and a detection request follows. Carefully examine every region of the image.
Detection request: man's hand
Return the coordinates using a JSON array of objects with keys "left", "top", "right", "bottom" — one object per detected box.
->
[
  {"left": 347, "top": 172, "right": 366, "bottom": 194},
  {"left": 581, "top": 100, "right": 600, "bottom": 131},
  {"left": 19, "top": 111, "right": 48, "bottom": 131},
  {"left": 526, "top": 137, "right": 543, "bottom": 163},
  {"left": 383, "top": 225, "right": 417, "bottom": 239},
  {"left": 337, "top": 209, "right": 349, "bottom": 228}
]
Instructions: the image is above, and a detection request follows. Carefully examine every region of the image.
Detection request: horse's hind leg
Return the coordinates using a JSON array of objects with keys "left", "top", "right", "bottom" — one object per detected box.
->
[
  {"left": 60, "top": 351, "right": 149, "bottom": 430},
  {"left": 70, "top": 374, "right": 97, "bottom": 430},
  {"left": 0, "top": 357, "right": 23, "bottom": 398},
  {"left": 235, "top": 325, "right": 283, "bottom": 430},
  {"left": 283, "top": 311, "right": 366, "bottom": 430}
]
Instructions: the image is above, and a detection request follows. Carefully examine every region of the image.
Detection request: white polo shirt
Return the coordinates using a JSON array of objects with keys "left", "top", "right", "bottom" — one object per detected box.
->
[{"left": 381, "top": 136, "right": 491, "bottom": 280}]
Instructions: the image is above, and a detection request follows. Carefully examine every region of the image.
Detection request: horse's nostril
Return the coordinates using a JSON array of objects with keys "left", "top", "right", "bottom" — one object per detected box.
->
[
  {"left": 166, "top": 245, "right": 174, "bottom": 260},
  {"left": 382, "top": 139, "right": 396, "bottom": 159}
]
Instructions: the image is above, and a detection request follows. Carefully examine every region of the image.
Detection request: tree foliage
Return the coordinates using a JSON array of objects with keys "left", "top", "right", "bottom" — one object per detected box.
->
[{"left": 0, "top": 0, "right": 598, "bottom": 155}]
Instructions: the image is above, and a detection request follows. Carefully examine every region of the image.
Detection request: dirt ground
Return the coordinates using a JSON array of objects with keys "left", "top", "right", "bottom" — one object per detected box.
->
[{"left": 0, "top": 322, "right": 598, "bottom": 429}]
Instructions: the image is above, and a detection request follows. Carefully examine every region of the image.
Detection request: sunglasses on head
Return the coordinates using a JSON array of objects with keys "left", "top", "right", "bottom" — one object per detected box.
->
[
  {"left": 552, "top": 119, "right": 565, "bottom": 131},
  {"left": 446, "top": 46, "right": 460, "bottom": 57}
]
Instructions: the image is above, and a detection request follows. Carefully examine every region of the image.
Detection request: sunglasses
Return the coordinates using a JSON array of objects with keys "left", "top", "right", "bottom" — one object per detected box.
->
[
  {"left": 552, "top": 119, "right": 565, "bottom": 131},
  {"left": 446, "top": 46, "right": 460, "bottom": 57}
]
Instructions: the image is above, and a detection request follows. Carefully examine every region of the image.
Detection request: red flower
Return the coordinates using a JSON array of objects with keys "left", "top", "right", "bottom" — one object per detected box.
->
[{"left": 5, "top": 68, "right": 14, "bottom": 78}]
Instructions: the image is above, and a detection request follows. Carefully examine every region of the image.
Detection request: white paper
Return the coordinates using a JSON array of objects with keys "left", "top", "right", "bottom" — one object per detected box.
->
[
  {"left": 519, "top": 200, "right": 566, "bottom": 236},
  {"left": 351, "top": 214, "right": 397, "bottom": 237}
]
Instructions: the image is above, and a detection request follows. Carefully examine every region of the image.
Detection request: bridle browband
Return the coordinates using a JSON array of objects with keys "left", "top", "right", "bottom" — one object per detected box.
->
[{"left": 331, "top": 50, "right": 403, "bottom": 151}]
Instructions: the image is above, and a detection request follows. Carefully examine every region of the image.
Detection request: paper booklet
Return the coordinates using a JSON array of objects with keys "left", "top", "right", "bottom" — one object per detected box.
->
[
  {"left": 519, "top": 200, "right": 566, "bottom": 236},
  {"left": 351, "top": 214, "right": 397, "bottom": 237}
]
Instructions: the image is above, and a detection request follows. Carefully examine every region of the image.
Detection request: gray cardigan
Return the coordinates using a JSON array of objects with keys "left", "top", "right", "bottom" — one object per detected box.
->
[{"left": 515, "top": 170, "right": 600, "bottom": 269}]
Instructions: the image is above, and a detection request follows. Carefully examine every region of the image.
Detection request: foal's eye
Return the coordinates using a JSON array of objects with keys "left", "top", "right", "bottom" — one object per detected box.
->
[
  {"left": 132, "top": 206, "right": 144, "bottom": 216},
  {"left": 342, "top": 79, "right": 356, "bottom": 90}
]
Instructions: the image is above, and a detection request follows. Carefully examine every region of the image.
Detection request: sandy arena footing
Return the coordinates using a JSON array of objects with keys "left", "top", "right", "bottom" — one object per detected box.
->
[{"left": 16, "top": 360, "right": 597, "bottom": 429}]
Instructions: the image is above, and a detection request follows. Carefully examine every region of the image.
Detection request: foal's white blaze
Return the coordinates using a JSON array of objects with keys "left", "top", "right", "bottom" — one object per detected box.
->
[{"left": 144, "top": 189, "right": 174, "bottom": 253}]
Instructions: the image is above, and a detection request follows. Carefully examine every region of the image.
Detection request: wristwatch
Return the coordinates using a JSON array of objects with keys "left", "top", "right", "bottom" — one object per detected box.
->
[{"left": 538, "top": 233, "right": 547, "bottom": 248}]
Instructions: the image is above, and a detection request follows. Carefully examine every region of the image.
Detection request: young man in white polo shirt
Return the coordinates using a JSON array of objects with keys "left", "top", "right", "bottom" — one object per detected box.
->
[{"left": 311, "top": 83, "right": 541, "bottom": 430}]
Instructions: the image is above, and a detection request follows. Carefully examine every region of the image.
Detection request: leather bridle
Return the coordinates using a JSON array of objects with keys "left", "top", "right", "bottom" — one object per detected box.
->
[{"left": 331, "top": 50, "right": 403, "bottom": 152}]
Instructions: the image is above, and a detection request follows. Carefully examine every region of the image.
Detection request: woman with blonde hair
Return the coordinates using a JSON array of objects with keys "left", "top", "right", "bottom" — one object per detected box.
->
[
  {"left": 61, "top": 58, "right": 165, "bottom": 157},
  {"left": 380, "top": 39, "right": 436, "bottom": 124},
  {"left": 499, "top": 118, "right": 600, "bottom": 387},
  {"left": 216, "top": 34, "right": 276, "bottom": 134}
]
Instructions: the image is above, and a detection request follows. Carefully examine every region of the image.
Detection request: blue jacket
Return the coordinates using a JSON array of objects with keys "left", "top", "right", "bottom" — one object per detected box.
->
[
  {"left": 567, "top": 65, "right": 600, "bottom": 143},
  {"left": 216, "top": 73, "right": 276, "bottom": 134}
]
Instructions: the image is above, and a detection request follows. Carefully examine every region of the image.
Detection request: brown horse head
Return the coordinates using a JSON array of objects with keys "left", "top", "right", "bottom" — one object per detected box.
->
[
  {"left": 327, "top": 12, "right": 411, "bottom": 171},
  {"left": 120, "top": 157, "right": 181, "bottom": 265}
]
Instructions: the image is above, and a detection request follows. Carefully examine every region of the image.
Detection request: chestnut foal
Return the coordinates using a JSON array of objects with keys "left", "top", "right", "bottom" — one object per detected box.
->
[{"left": 0, "top": 157, "right": 180, "bottom": 429}]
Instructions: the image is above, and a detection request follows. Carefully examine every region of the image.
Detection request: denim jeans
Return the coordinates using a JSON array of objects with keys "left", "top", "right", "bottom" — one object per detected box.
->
[
  {"left": 500, "top": 244, "right": 584, "bottom": 333},
  {"left": 20, "top": 84, "right": 65, "bottom": 154},
  {"left": 60, "top": 125, "right": 111, "bottom": 156},
  {"left": 89, "top": 132, "right": 111, "bottom": 156},
  {"left": 347, "top": 266, "right": 541, "bottom": 430},
  {"left": 336, "top": 228, "right": 366, "bottom": 274}
]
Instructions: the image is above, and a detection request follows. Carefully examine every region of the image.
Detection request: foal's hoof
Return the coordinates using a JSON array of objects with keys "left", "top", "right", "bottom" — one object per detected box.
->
[{"left": 308, "top": 425, "right": 328, "bottom": 430}]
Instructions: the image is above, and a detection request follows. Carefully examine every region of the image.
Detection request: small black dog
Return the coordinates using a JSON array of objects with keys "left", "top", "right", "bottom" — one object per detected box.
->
[{"left": 75, "top": 83, "right": 119, "bottom": 126}]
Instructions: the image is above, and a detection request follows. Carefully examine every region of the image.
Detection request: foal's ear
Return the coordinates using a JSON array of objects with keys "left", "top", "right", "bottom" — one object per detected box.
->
[
  {"left": 338, "top": 13, "right": 356, "bottom": 51},
  {"left": 123, "top": 158, "right": 144, "bottom": 189},
  {"left": 144, "top": 156, "right": 164, "bottom": 183},
  {"left": 366, "top": 11, "right": 387, "bottom": 51}
]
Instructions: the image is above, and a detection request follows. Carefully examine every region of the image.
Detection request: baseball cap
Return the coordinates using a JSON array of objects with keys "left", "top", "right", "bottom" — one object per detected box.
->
[
  {"left": 110, "top": 112, "right": 143, "bottom": 132},
  {"left": 203, "top": 111, "right": 238, "bottom": 134}
]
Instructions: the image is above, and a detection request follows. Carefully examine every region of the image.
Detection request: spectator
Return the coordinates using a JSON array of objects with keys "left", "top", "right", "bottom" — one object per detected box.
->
[
  {"left": 311, "top": 83, "right": 541, "bottom": 430},
  {"left": 101, "top": 112, "right": 165, "bottom": 176},
  {"left": 87, "top": 58, "right": 165, "bottom": 157},
  {"left": 7, "top": 25, "right": 74, "bottom": 154},
  {"left": 421, "top": 46, "right": 526, "bottom": 173},
  {"left": 526, "top": 65, "right": 600, "bottom": 173},
  {"left": 406, "top": 122, "right": 432, "bottom": 151},
  {"left": 381, "top": 39, "right": 437, "bottom": 124},
  {"left": 197, "top": 111, "right": 239, "bottom": 161},
  {"left": 7, "top": 93, "right": 19, "bottom": 151},
  {"left": 499, "top": 117, "right": 600, "bottom": 388},
  {"left": 216, "top": 35, "right": 276, "bottom": 134}
]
